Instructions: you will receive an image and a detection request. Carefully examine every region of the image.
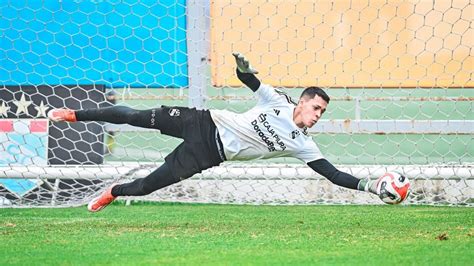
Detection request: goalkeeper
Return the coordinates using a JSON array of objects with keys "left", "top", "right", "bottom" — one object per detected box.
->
[{"left": 48, "top": 53, "right": 380, "bottom": 212}]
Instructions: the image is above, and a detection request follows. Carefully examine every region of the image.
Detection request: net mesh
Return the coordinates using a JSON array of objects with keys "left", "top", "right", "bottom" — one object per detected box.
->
[{"left": 0, "top": 0, "right": 472, "bottom": 207}]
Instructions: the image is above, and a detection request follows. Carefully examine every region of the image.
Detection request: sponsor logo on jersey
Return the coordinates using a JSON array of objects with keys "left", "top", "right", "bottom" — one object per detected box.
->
[
  {"left": 150, "top": 108, "right": 156, "bottom": 126},
  {"left": 252, "top": 113, "right": 286, "bottom": 152},
  {"left": 168, "top": 108, "right": 180, "bottom": 117},
  {"left": 273, "top": 109, "right": 280, "bottom": 116}
]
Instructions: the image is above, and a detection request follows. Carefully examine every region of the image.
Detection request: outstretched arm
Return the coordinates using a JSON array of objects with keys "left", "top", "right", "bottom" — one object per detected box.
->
[
  {"left": 232, "top": 52, "right": 261, "bottom": 92},
  {"left": 307, "top": 159, "right": 377, "bottom": 194}
]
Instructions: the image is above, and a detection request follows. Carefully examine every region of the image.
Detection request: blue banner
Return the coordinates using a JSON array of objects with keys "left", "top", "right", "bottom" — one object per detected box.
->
[{"left": 0, "top": 0, "right": 188, "bottom": 88}]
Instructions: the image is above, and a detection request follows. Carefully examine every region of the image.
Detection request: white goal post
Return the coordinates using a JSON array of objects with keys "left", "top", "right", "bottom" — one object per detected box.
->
[{"left": 0, "top": 0, "right": 473, "bottom": 207}]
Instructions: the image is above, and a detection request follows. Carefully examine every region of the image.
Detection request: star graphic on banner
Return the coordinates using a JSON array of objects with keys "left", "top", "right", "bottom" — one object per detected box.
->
[
  {"left": 14, "top": 94, "right": 32, "bottom": 116},
  {"left": 34, "top": 101, "right": 49, "bottom": 118},
  {"left": 0, "top": 101, "right": 10, "bottom": 117}
]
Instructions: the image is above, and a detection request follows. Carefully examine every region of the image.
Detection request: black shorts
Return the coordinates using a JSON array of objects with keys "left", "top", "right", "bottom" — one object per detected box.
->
[{"left": 156, "top": 106, "right": 225, "bottom": 180}]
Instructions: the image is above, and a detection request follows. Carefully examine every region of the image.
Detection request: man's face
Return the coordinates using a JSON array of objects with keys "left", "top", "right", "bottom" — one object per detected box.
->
[{"left": 298, "top": 95, "right": 328, "bottom": 128}]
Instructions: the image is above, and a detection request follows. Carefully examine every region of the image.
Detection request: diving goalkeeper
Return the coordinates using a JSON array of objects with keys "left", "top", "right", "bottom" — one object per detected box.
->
[{"left": 48, "top": 53, "right": 381, "bottom": 212}]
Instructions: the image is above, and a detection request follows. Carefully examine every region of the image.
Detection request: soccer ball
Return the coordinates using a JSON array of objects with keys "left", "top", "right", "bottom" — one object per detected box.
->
[{"left": 377, "top": 172, "right": 411, "bottom": 204}]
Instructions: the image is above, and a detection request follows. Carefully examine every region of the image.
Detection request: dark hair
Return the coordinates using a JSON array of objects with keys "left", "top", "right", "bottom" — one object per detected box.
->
[{"left": 300, "top": 87, "right": 330, "bottom": 103}]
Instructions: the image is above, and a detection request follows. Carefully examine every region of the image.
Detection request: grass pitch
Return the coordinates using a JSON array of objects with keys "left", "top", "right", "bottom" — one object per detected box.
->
[{"left": 1, "top": 203, "right": 472, "bottom": 265}]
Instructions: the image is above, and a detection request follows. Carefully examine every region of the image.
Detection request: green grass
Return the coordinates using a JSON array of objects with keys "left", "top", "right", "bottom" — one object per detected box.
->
[{"left": 1, "top": 204, "right": 473, "bottom": 265}]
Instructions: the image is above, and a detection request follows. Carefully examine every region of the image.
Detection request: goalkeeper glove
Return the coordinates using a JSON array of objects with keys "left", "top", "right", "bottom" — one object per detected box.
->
[
  {"left": 358, "top": 177, "right": 380, "bottom": 195},
  {"left": 232, "top": 52, "right": 259, "bottom": 74}
]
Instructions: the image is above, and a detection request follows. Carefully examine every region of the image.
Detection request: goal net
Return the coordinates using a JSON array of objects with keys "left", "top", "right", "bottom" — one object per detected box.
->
[{"left": 0, "top": 0, "right": 472, "bottom": 207}]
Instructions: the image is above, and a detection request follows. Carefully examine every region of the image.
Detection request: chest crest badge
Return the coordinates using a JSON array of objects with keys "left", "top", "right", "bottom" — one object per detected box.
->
[{"left": 290, "top": 129, "right": 300, "bottom": 139}]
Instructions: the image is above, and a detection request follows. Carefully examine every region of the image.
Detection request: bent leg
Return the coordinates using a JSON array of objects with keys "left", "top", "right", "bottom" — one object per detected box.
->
[{"left": 110, "top": 163, "right": 179, "bottom": 196}]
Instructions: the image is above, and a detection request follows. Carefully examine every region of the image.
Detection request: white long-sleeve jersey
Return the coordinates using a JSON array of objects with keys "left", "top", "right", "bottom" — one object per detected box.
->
[{"left": 210, "top": 83, "right": 324, "bottom": 163}]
